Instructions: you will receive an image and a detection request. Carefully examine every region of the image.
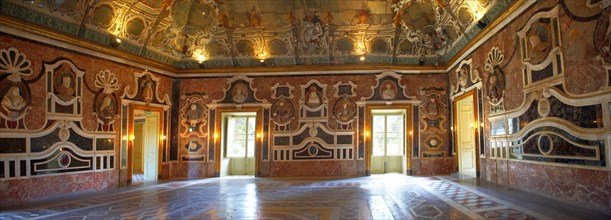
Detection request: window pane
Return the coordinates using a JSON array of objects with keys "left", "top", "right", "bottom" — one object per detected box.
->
[
  {"left": 387, "top": 115, "right": 403, "bottom": 133},
  {"left": 248, "top": 116, "right": 256, "bottom": 157},
  {"left": 373, "top": 137, "right": 385, "bottom": 155},
  {"left": 227, "top": 117, "right": 247, "bottom": 157},
  {"left": 373, "top": 115, "right": 385, "bottom": 133},
  {"left": 247, "top": 138, "right": 255, "bottom": 157},
  {"left": 387, "top": 138, "right": 403, "bottom": 155},
  {"left": 248, "top": 117, "right": 256, "bottom": 135}
]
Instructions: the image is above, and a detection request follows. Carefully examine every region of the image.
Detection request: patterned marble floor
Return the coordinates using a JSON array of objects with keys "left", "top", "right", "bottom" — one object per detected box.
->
[{"left": 1, "top": 174, "right": 608, "bottom": 220}]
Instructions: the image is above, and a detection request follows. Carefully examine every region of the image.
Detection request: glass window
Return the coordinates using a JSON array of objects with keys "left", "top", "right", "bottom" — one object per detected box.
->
[
  {"left": 226, "top": 115, "right": 256, "bottom": 158},
  {"left": 371, "top": 113, "right": 405, "bottom": 156}
]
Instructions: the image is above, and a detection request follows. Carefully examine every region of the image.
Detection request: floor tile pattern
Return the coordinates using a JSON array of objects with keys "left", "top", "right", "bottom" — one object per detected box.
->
[{"left": 0, "top": 175, "right": 605, "bottom": 220}]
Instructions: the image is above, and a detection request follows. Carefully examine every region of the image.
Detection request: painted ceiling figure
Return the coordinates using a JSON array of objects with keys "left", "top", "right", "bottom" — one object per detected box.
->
[
  {"left": 286, "top": 11, "right": 297, "bottom": 26},
  {"left": 353, "top": 4, "right": 372, "bottom": 24},
  {"left": 322, "top": 11, "right": 333, "bottom": 25},
  {"left": 248, "top": 6, "right": 262, "bottom": 28},
  {"left": 216, "top": 8, "right": 229, "bottom": 28},
  {"left": 1, "top": 86, "right": 26, "bottom": 117}
]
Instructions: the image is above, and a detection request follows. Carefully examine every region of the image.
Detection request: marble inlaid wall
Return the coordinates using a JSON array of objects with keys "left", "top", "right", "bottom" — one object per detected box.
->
[
  {"left": 176, "top": 73, "right": 450, "bottom": 178},
  {"left": 0, "top": 34, "right": 173, "bottom": 207},
  {"left": 449, "top": 0, "right": 611, "bottom": 214}
]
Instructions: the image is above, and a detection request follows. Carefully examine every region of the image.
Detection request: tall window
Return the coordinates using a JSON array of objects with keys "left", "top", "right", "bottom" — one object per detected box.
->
[
  {"left": 372, "top": 114, "right": 404, "bottom": 156},
  {"left": 226, "top": 116, "right": 256, "bottom": 158}
]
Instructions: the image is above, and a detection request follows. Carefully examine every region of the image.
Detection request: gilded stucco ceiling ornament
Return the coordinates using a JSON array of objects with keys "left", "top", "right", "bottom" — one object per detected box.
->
[
  {"left": 300, "top": 10, "right": 329, "bottom": 56},
  {"left": 5, "top": 0, "right": 504, "bottom": 68},
  {"left": 160, "top": 0, "right": 223, "bottom": 58},
  {"left": 393, "top": 0, "right": 457, "bottom": 56}
]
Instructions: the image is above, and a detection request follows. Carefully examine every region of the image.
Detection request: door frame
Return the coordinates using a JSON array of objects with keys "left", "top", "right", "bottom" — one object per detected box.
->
[
  {"left": 127, "top": 104, "right": 165, "bottom": 184},
  {"left": 214, "top": 106, "right": 264, "bottom": 176},
  {"left": 452, "top": 90, "right": 480, "bottom": 176},
  {"left": 365, "top": 104, "right": 413, "bottom": 175}
]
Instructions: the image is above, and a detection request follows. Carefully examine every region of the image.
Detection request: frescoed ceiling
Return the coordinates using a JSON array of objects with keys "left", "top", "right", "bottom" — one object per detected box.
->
[{"left": 0, "top": 0, "right": 510, "bottom": 70}]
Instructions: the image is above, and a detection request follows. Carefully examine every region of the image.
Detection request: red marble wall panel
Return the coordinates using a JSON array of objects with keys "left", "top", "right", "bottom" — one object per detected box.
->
[
  {"left": 508, "top": 161, "right": 610, "bottom": 213},
  {"left": 269, "top": 161, "right": 358, "bottom": 177},
  {"left": 169, "top": 162, "right": 212, "bottom": 179},
  {"left": 412, "top": 158, "right": 456, "bottom": 176},
  {"left": 0, "top": 170, "right": 117, "bottom": 207}
]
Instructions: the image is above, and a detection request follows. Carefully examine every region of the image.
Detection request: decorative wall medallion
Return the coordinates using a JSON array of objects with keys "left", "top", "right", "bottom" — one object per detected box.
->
[
  {"left": 380, "top": 80, "right": 397, "bottom": 100},
  {"left": 420, "top": 87, "right": 447, "bottom": 132},
  {"left": 306, "top": 85, "right": 322, "bottom": 108},
  {"left": 180, "top": 93, "right": 208, "bottom": 137},
  {"left": 364, "top": 71, "right": 415, "bottom": 102},
  {"left": 93, "top": 70, "right": 120, "bottom": 126},
  {"left": 299, "top": 80, "right": 327, "bottom": 119},
  {"left": 484, "top": 47, "right": 506, "bottom": 112},
  {"left": 185, "top": 139, "right": 204, "bottom": 153},
  {"left": 537, "top": 134, "right": 553, "bottom": 155},
  {"left": 451, "top": 58, "right": 481, "bottom": 99},
  {"left": 59, "top": 127, "right": 70, "bottom": 141},
  {"left": 537, "top": 98, "right": 550, "bottom": 117},
  {"left": 96, "top": 94, "right": 117, "bottom": 124},
  {"left": 53, "top": 64, "right": 77, "bottom": 102},
  {"left": 271, "top": 83, "right": 295, "bottom": 131},
  {"left": 0, "top": 48, "right": 32, "bottom": 122},
  {"left": 231, "top": 83, "right": 247, "bottom": 103},
  {"left": 45, "top": 59, "right": 84, "bottom": 117},
  {"left": 526, "top": 22, "right": 552, "bottom": 64},
  {"left": 425, "top": 135, "right": 442, "bottom": 149},
  {"left": 212, "top": 76, "right": 267, "bottom": 106},
  {"left": 308, "top": 125, "right": 318, "bottom": 137},
  {"left": 1, "top": 84, "right": 29, "bottom": 120},
  {"left": 517, "top": 6, "right": 564, "bottom": 89},
  {"left": 271, "top": 97, "right": 294, "bottom": 125},
  {"left": 307, "top": 144, "right": 319, "bottom": 156},
  {"left": 140, "top": 74, "right": 155, "bottom": 103},
  {"left": 333, "top": 97, "right": 356, "bottom": 123},
  {"left": 57, "top": 151, "right": 71, "bottom": 168},
  {"left": 424, "top": 96, "right": 441, "bottom": 119},
  {"left": 123, "top": 70, "right": 171, "bottom": 106}
]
